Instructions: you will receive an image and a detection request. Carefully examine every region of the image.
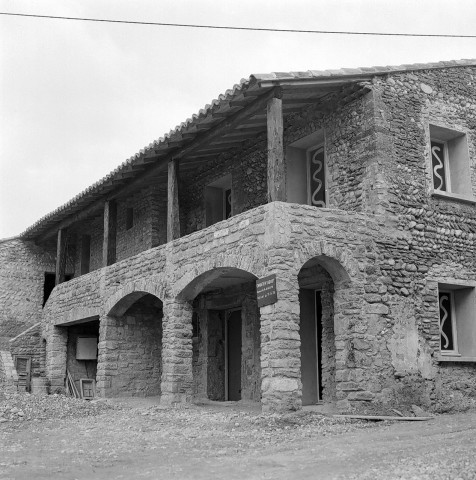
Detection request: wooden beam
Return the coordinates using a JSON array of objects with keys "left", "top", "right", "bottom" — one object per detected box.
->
[
  {"left": 267, "top": 90, "right": 285, "bottom": 202},
  {"left": 35, "top": 87, "right": 281, "bottom": 243},
  {"left": 55, "top": 228, "right": 67, "bottom": 286},
  {"left": 102, "top": 200, "right": 117, "bottom": 267},
  {"left": 167, "top": 159, "right": 180, "bottom": 242},
  {"left": 106, "top": 87, "right": 280, "bottom": 201}
]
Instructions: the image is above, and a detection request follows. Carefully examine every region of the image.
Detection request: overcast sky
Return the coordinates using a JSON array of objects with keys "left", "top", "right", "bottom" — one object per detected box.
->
[{"left": 1, "top": 0, "right": 475, "bottom": 238}]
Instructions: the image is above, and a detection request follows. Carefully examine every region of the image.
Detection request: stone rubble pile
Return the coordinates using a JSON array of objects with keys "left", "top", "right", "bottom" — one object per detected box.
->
[{"left": 0, "top": 392, "right": 114, "bottom": 423}]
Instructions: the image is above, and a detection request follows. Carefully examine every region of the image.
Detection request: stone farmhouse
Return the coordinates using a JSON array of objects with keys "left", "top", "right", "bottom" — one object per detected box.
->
[{"left": 1, "top": 59, "right": 475, "bottom": 412}]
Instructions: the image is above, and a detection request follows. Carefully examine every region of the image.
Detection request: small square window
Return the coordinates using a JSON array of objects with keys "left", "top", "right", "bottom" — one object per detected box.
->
[
  {"left": 430, "top": 125, "right": 473, "bottom": 199},
  {"left": 437, "top": 283, "right": 476, "bottom": 359},
  {"left": 126, "top": 207, "right": 134, "bottom": 230}
]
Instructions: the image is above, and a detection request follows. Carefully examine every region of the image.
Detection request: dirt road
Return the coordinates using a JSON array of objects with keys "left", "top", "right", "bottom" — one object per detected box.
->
[{"left": 1, "top": 397, "right": 475, "bottom": 479}]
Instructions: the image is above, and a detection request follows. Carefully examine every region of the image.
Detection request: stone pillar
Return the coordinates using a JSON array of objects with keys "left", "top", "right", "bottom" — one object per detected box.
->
[
  {"left": 46, "top": 325, "right": 68, "bottom": 392},
  {"left": 96, "top": 314, "right": 115, "bottom": 397},
  {"left": 160, "top": 298, "right": 193, "bottom": 404},
  {"left": 260, "top": 274, "right": 302, "bottom": 412}
]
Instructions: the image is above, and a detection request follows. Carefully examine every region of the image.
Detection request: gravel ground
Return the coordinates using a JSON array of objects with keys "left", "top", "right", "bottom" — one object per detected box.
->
[{"left": 1, "top": 393, "right": 476, "bottom": 479}]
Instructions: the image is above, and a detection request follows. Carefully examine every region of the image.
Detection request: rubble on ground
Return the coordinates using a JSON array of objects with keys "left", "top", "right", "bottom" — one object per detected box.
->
[{"left": 0, "top": 392, "right": 114, "bottom": 423}]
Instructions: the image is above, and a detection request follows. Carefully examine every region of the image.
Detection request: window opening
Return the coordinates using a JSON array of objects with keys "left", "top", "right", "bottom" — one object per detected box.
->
[
  {"left": 429, "top": 125, "right": 473, "bottom": 199},
  {"left": 205, "top": 175, "right": 232, "bottom": 227},
  {"left": 439, "top": 291, "right": 457, "bottom": 354},
  {"left": 43, "top": 272, "right": 73, "bottom": 307},
  {"left": 308, "top": 145, "right": 326, "bottom": 207}
]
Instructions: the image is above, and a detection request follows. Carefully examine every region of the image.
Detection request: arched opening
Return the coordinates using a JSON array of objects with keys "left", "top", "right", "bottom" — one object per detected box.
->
[
  {"left": 103, "top": 292, "right": 163, "bottom": 397},
  {"left": 179, "top": 267, "right": 261, "bottom": 403},
  {"left": 298, "top": 256, "right": 351, "bottom": 406}
]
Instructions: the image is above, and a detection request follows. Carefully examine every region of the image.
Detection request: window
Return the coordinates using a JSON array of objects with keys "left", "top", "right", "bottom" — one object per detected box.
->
[
  {"left": 286, "top": 130, "right": 327, "bottom": 207},
  {"left": 430, "top": 125, "right": 473, "bottom": 200},
  {"left": 205, "top": 175, "right": 232, "bottom": 227},
  {"left": 307, "top": 145, "right": 326, "bottom": 207},
  {"left": 438, "top": 291, "right": 457, "bottom": 354},
  {"left": 126, "top": 207, "right": 134, "bottom": 230},
  {"left": 437, "top": 283, "right": 476, "bottom": 360}
]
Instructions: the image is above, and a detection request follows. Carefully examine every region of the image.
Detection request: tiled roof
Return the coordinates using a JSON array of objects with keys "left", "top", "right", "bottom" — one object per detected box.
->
[
  {"left": 251, "top": 58, "right": 476, "bottom": 82},
  {"left": 21, "top": 59, "right": 476, "bottom": 240}
]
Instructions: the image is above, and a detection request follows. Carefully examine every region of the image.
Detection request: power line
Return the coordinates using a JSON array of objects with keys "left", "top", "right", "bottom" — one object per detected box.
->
[{"left": 1, "top": 11, "right": 476, "bottom": 38}]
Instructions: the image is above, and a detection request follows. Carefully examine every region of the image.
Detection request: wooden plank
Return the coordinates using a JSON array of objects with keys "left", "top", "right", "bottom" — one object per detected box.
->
[
  {"left": 167, "top": 159, "right": 180, "bottom": 242},
  {"left": 334, "top": 414, "right": 433, "bottom": 421},
  {"left": 102, "top": 200, "right": 117, "bottom": 267},
  {"left": 267, "top": 92, "right": 285, "bottom": 202},
  {"left": 55, "top": 228, "right": 67, "bottom": 285}
]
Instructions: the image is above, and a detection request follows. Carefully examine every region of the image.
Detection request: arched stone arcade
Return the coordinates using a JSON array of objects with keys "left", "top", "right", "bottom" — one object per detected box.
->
[
  {"left": 97, "top": 291, "right": 164, "bottom": 398},
  {"left": 176, "top": 267, "right": 262, "bottom": 404}
]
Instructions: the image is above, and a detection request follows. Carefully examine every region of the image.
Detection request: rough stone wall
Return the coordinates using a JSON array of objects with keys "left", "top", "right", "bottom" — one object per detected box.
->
[
  {"left": 10, "top": 323, "right": 46, "bottom": 378},
  {"left": 241, "top": 296, "right": 261, "bottom": 401},
  {"left": 192, "top": 309, "right": 207, "bottom": 398},
  {"left": 284, "top": 89, "right": 386, "bottom": 214},
  {"left": 180, "top": 138, "right": 267, "bottom": 236},
  {"left": 66, "top": 321, "right": 99, "bottom": 394},
  {"left": 116, "top": 186, "right": 166, "bottom": 261},
  {"left": 98, "top": 296, "right": 162, "bottom": 397},
  {"left": 354, "top": 67, "right": 476, "bottom": 411},
  {"left": 0, "top": 238, "right": 55, "bottom": 348}
]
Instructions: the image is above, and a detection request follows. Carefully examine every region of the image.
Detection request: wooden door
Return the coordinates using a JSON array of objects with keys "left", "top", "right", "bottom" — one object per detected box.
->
[{"left": 15, "top": 356, "right": 31, "bottom": 392}]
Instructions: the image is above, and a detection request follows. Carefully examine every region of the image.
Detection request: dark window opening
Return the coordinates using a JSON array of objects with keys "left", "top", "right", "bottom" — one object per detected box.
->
[
  {"left": 43, "top": 272, "right": 73, "bottom": 307},
  {"left": 126, "top": 207, "right": 134, "bottom": 230}
]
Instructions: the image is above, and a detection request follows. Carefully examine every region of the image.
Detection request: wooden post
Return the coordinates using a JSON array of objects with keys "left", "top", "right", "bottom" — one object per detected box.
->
[
  {"left": 167, "top": 159, "right": 180, "bottom": 242},
  {"left": 79, "top": 235, "right": 91, "bottom": 275},
  {"left": 267, "top": 89, "right": 286, "bottom": 202},
  {"left": 102, "top": 200, "right": 117, "bottom": 267},
  {"left": 55, "top": 228, "right": 67, "bottom": 286}
]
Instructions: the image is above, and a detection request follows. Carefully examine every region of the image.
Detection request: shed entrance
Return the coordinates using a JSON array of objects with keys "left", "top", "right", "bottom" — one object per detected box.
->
[{"left": 300, "top": 289, "right": 323, "bottom": 404}]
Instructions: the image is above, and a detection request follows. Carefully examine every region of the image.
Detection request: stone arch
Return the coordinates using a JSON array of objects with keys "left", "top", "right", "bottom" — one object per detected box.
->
[
  {"left": 174, "top": 252, "right": 263, "bottom": 300},
  {"left": 174, "top": 259, "right": 262, "bottom": 405},
  {"left": 295, "top": 242, "right": 360, "bottom": 407},
  {"left": 104, "top": 277, "right": 167, "bottom": 316},
  {"left": 292, "top": 241, "right": 360, "bottom": 287},
  {"left": 99, "top": 280, "right": 165, "bottom": 398}
]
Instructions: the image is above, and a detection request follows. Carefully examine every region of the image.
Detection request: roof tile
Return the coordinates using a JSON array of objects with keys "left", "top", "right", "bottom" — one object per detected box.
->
[{"left": 21, "top": 58, "right": 476, "bottom": 238}]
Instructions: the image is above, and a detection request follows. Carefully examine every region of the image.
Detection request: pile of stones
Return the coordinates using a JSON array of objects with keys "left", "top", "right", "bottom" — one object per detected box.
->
[{"left": 0, "top": 391, "right": 114, "bottom": 423}]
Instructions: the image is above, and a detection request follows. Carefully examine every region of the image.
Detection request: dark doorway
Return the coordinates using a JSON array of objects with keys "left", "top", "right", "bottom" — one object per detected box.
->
[
  {"left": 226, "top": 309, "right": 242, "bottom": 401},
  {"left": 299, "top": 289, "right": 323, "bottom": 405},
  {"left": 43, "top": 272, "right": 73, "bottom": 307}
]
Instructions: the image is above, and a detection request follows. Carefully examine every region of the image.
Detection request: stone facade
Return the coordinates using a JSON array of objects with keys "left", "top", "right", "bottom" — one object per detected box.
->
[
  {"left": 1, "top": 62, "right": 476, "bottom": 413},
  {"left": 0, "top": 238, "right": 55, "bottom": 347}
]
